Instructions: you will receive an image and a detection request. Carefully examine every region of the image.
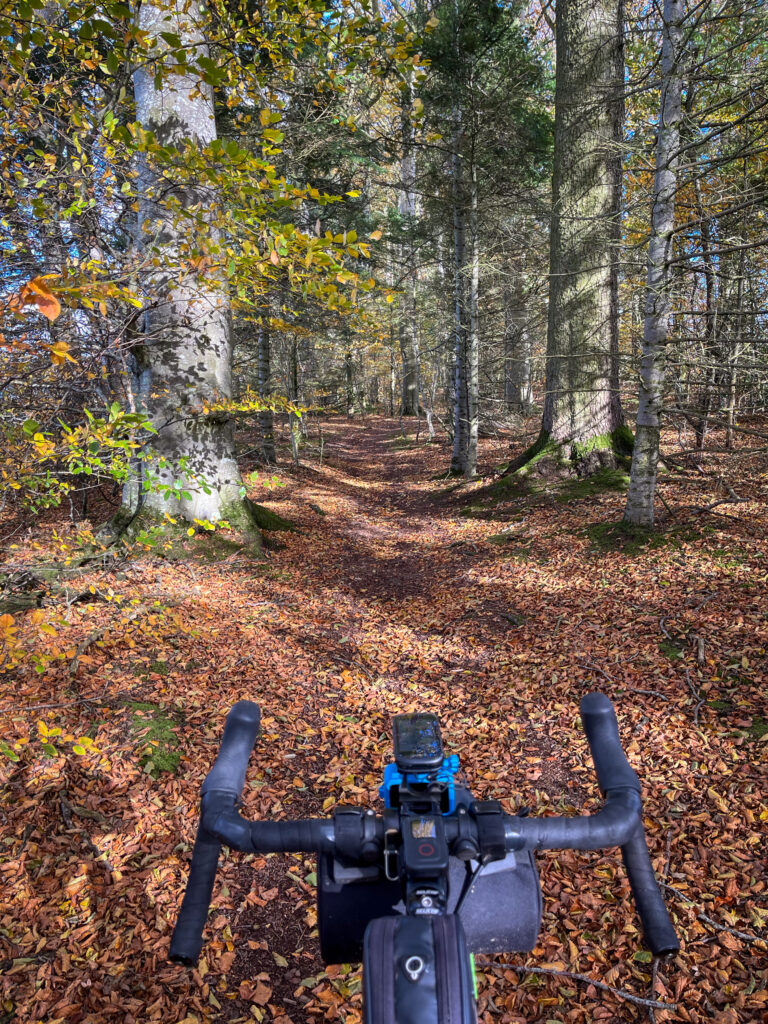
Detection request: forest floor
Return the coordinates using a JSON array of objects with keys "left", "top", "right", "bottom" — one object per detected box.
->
[{"left": 1, "top": 414, "right": 767, "bottom": 1024}]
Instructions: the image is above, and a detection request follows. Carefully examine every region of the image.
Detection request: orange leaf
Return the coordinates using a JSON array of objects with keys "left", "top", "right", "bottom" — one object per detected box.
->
[{"left": 25, "top": 277, "right": 62, "bottom": 321}]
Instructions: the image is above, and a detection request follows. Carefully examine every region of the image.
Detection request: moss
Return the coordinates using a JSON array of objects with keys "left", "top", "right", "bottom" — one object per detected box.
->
[
  {"left": 557, "top": 468, "right": 629, "bottom": 502},
  {"left": 571, "top": 432, "right": 614, "bottom": 460},
  {"left": 748, "top": 716, "right": 768, "bottom": 740},
  {"left": 505, "top": 432, "right": 563, "bottom": 478},
  {"left": 658, "top": 640, "right": 684, "bottom": 660},
  {"left": 244, "top": 500, "right": 295, "bottom": 532},
  {"left": 611, "top": 424, "right": 635, "bottom": 457},
  {"left": 707, "top": 699, "right": 734, "bottom": 713},
  {"left": 586, "top": 521, "right": 671, "bottom": 554},
  {"left": 127, "top": 701, "right": 181, "bottom": 776}
]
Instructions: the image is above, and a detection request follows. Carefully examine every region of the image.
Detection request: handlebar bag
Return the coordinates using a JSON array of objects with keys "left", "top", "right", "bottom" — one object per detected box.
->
[{"left": 363, "top": 915, "right": 476, "bottom": 1024}]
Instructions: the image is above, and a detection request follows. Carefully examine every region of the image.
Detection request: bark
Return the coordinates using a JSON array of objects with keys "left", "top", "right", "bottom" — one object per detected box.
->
[
  {"left": 127, "top": 0, "right": 249, "bottom": 527},
  {"left": 538, "top": 0, "right": 626, "bottom": 469},
  {"left": 257, "top": 312, "right": 276, "bottom": 464},
  {"left": 398, "top": 88, "right": 420, "bottom": 417},
  {"left": 450, "top": 94, "right": 472, "bottom": 475},
  {"left": 504, "top": 278, "right": 532, "bottom": 415},
  {"left": 624, "top": 0, "right": 685, "bottom": 527}
]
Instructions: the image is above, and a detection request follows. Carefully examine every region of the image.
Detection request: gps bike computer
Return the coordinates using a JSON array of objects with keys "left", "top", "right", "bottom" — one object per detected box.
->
[{"left": 392, "top": 712, "right": 444, "bottom": 773}]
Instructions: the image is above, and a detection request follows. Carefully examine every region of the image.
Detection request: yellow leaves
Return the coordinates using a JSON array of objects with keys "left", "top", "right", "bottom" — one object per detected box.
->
[
  {"left": 426, "top": 15, "right": 440, "bottom": 30},
  {"left": 189, "top": 255, "right": 213, "bottom": 276},
  {"left": 0, "top": 614, "right": 16, "bottom": 638},
  {"left": 9, "top": 276, "right": 62, "bottom": 321},
  {"left": 412, "top": 97, "right": 424, "bottom": 117},
  {"left": 47, "top": 340, "right": 76, "bottom": 366},
  {"left": 369, "top": 229, "right": 383, "bottom": 241}
]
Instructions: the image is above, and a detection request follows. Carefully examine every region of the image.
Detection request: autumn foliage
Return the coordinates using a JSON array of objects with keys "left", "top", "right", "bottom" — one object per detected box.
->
[{"left": 1, "top": 418, "right": 766, "bottom": 1023}]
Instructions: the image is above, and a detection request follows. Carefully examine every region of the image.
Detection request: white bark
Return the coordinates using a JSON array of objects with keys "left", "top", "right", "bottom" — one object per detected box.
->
[
  {"left": 625, "top": 0, "right": 685, "bottom": 527},
  {"left": 128, "top": 0, "right": 245, "bottom": 524}
]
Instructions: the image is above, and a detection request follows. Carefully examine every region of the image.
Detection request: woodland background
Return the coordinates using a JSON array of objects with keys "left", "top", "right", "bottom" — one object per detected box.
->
[{"left": 0, "top": 1, "right": 766, "bottom": 1023}]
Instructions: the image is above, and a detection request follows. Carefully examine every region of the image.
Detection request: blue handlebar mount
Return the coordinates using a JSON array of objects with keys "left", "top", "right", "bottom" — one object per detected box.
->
[{"left": 379, "top": 755, "right": 461, "bottom": 815}]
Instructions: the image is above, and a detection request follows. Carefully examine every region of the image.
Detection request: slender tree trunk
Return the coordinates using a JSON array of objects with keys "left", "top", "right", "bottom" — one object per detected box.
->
[
  {"left": 127, "top": 0, "right": 251, "bottom": 530},
  {"left": 398, "top": 88, "right": 420, "bottom": 417},
  {"left": 504, "top": 278, "right": 531, "bottom": 415},
  {"left": 257, "top": 309, "right": 276, "bottom": 464},
  {"left": 625, "top": 0, "right": 685, "bottom": 527},
  {"left": 450, "top": 95, "right": 471, "bottom": 475},
  {"left": 289, "top": 338, "right": 301, "bottom": 464},
  {"left": 535, "top": 0, "right": 627, "bottom": 473}
]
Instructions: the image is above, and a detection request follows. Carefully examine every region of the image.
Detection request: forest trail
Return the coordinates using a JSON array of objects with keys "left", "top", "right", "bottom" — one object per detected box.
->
[{"left": 2, "top": 416, "right": 767, "bottom": 1024}]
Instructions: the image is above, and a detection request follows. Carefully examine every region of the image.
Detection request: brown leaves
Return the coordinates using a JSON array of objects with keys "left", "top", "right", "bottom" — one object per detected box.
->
[{"left": 2, "top": 417, "right": 767, "bottom": 1024}]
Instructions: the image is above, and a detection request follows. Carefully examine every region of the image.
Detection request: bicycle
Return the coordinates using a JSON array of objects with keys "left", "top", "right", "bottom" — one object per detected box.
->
[{"left": 170, "top": 693, "right": 679, "bottom": 1023}]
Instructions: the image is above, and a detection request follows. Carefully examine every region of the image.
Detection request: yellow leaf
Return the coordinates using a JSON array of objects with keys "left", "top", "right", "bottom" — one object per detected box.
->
[
  {"left": 187, "top": 527, "right": 195, "bottom": 536},
  {"left": 369, "top": 229, "right": 383, "bottom": 241},
  {"left": 0, "top": 613, "right": 15, "bottom": 630},
  {"left": 47, "top": 340, "right": 76, "bottom": 366},
  {"left": 269, "top": 250, "right": 280, "bottom": 265}
]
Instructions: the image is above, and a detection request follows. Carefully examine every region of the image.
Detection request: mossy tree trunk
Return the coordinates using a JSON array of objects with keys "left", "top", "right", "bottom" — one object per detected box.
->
[
  {"left": 624, "top": 0, "right": 685, "bottom": 527},
  {"left": 126, "top": 0, "right": 256, "bottom": 533},
  {"left": 529, "top": 0, "right": 627, "bottom": 474}
]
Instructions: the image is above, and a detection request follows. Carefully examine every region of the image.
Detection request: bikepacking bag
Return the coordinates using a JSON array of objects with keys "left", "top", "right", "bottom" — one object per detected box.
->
[
  {"left": 318, "top": 847, "right": 542, "bottom": 964},
  {"left": 363, "top": 915, "right": 476, "bottom": 1024}
]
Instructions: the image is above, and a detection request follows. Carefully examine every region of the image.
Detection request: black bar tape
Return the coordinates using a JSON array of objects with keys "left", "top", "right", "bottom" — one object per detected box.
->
[
  {"left": 249, "top": 819, "right": 335, "bottom": 854},
  {"left": 580, "top": 692, "right": 641, "bottom": 794},
  {"left": 169, "top": 820, "right": 221, "bottom": 964},
  {"left": 621, "top": 827, "right": 680, "bottom": 956},
  {"left": 201, "top": 700, "right": 261, "bottom": 798},
  {"left": 504, "top": 790, "right": 642, "bottom": 851}
]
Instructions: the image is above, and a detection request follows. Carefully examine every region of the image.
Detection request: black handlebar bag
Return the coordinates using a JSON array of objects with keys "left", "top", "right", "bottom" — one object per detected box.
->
[{"left": 363, "top": 915, "right": 476, "bottom": 1024}]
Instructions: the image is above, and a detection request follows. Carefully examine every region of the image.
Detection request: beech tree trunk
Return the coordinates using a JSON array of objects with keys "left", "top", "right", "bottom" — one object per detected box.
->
[
  {"left": 126, "top": 0, "right": 250, "bottom": 528},
  {"left": 537, "top": 0, "right": 627, "bottom": 470},
  {"left": 257, "top": 312, "right": 276, "bottom": 464},
  {"left": 625, "top": 0, "right": 685, "bottom": 527}
]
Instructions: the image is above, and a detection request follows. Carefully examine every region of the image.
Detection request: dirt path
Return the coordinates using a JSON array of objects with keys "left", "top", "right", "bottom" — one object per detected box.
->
[{"left": 3, "top": 416, "right": 767, "bottom": 1024}]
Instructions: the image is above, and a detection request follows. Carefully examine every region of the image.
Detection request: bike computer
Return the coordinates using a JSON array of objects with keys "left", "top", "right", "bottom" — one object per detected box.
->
[{"left": 393, "top": 713, "right": 444, "bottom": 773}]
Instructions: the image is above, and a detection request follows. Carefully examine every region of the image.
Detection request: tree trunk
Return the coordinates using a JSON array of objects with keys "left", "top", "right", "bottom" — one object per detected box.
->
[
  {"left": 450, "top": 94, "right": 472, "bottom": 475},
  {"left": 535, "top": 0, "right": 627, "bottom": 473},
  {"left": 127, "top": 0, "right": 251, "bottom": 530},
  {"left": 257, "top": 311, "right": 276, "bottom": 464},
  {"left": 624, "top": 0, "right": 685, "bottom": 527},
  {"left": 398, "top": 88, "right": 420, "bottom": 417},
  {"left": 504, "top": 278, "right": 532, "bottom": 415}
]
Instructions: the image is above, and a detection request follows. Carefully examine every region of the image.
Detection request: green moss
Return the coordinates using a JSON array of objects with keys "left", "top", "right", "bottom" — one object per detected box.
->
[
  {"left": 707, "top": 699, "right": 734, "bottom": 713},
  {"left": 658, "top": 640, "right": 684, "bottom": 660},
  {"left": 585, "top": 521, "right": 674, "bottom": 554},
  {"left": 557, "top": 468, "right": 629, "bottom": 502},
  {"left": 244, "top": 500, "right": 295, "bottom": 532},
  {"left": 748, "top": 716, "right": 768, "bottom": 740},
  {"left": 571, "top": 432, "right": 614, "bottom": 460},
  {"left": 611, "top": 424, "right": 635, "bottom": 457},
  {"left": 127, "top": 702, "right": 181, "bottom": 776}
]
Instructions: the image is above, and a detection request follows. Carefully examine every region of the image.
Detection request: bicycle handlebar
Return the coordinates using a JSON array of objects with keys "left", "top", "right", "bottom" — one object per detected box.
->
[{"left": 170, "top": 694, "right": 680, "bottom": 964}]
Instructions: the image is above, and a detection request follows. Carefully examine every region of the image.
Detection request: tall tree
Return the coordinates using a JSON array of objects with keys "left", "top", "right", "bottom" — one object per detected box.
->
[
  {"left": 127, "top": 0, "right": 255, "bottom": 531},
  {"left": 515, "top": 0, "right": 629, "bottom": 475},
  {"left": 624, "top": 0, "right": 686, "bottom": 527}
]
